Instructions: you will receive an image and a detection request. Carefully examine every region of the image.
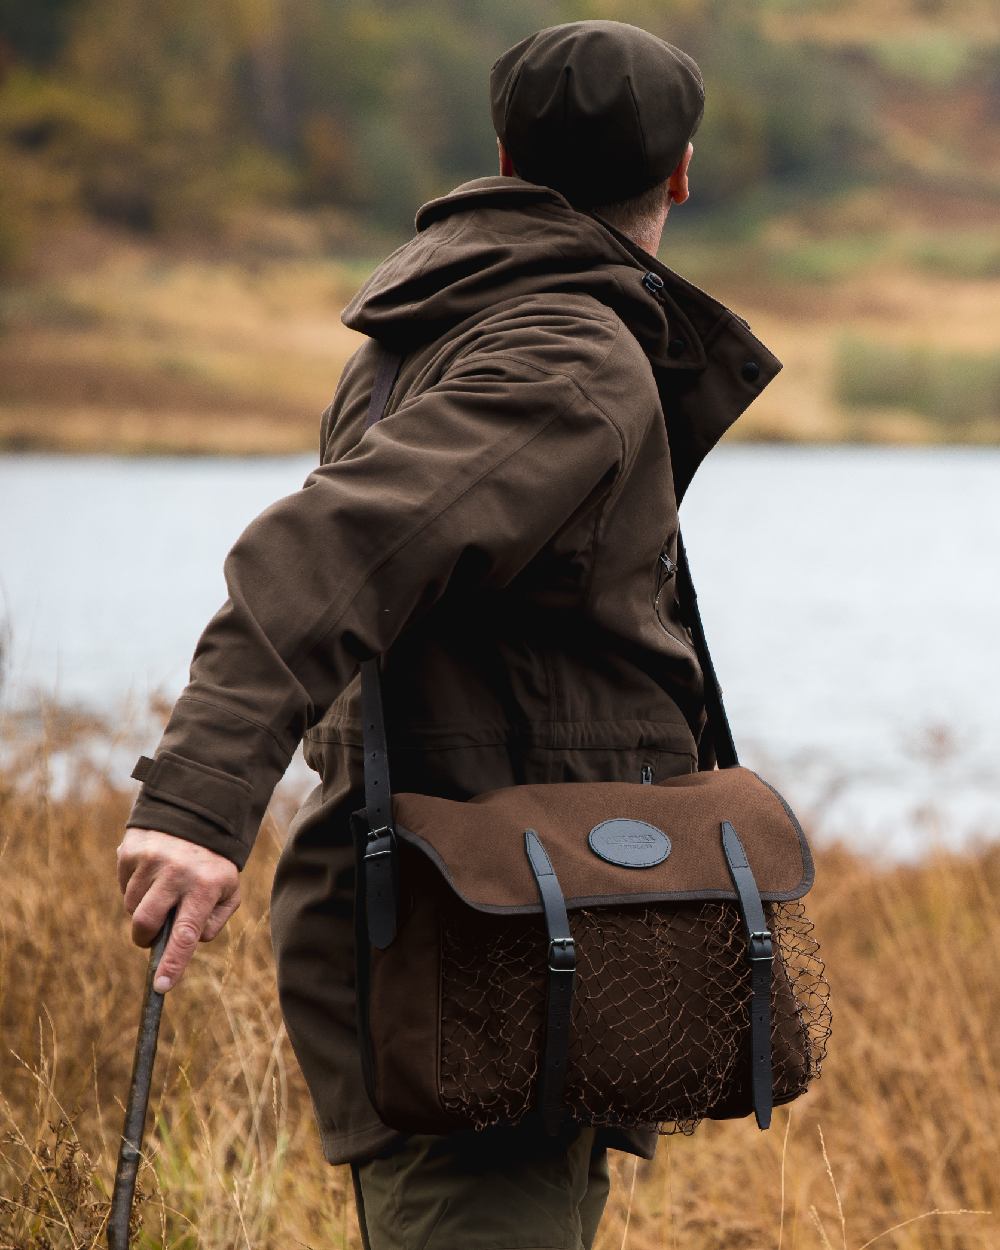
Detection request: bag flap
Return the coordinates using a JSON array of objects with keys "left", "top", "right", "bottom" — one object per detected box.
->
[{"left": 392, "top": 766, "right": 813, "bottom": 914}]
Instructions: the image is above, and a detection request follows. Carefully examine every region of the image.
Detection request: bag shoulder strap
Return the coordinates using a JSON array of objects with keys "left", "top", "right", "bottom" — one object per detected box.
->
[
  {"left": 358, "top": 346, "right": 404, "bottom": 843},
  {"left": 676, "top": 535, "right": 738, "bottom": 769},
  {"left": 358, "top": 340, "right": 738, "bottom": 817}
]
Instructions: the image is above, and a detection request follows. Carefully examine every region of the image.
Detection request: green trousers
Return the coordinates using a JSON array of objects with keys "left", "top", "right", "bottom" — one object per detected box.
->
[{"left": 350, "top": 1122, "right": 610, "bottom": 1250}]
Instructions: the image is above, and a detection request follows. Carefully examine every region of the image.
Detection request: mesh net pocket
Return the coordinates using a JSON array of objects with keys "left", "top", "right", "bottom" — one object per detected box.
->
[{"left": 439, "top": 898, "right": 830, "bottom": 1133}]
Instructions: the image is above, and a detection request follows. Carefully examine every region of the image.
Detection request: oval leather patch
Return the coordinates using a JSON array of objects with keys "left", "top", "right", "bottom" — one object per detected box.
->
[{"left": 588, "top": 819, "right": 671, "bottom": 868}]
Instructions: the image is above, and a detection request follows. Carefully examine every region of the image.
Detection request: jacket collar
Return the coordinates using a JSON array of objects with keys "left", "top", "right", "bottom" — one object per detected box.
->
[
  {"left": 415, "top": 176, "right": 782, "bottom": 499},
  {"left": 583, "top": 199, "right": 783, "bottom": 500}
]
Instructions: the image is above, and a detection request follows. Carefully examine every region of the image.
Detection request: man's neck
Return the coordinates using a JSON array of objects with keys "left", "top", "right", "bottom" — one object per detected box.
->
[{"left": 630, "top": 232, "right": 662, "bottom": 259}]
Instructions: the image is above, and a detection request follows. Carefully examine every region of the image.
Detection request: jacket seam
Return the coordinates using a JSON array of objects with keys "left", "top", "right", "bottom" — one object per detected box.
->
[
  {"left": 462, "top": 317, "right": 629, "bottom": 456},
  {"left": 177, "top": 692, "right": 287, "bottom": 751}
]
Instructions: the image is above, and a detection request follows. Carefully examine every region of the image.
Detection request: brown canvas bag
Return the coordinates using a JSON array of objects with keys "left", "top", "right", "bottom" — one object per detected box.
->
[{"left": 351, "top": 344, "right": 831, "bottom": 1139}]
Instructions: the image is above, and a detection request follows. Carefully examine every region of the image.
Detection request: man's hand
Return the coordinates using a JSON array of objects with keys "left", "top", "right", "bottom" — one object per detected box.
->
[{"left": 116, "top": 828, "right": 241, "bottom": 992}]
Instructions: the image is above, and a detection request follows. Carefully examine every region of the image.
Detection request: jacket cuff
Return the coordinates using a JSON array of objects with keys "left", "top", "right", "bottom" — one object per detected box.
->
[{"left": 128, "top": 752, "right": 254, "bottom": 869}]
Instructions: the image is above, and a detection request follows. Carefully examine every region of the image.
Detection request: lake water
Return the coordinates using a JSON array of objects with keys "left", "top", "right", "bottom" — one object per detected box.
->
[{"left": 1, "top": 446, "right": 997, "bottom": 858}]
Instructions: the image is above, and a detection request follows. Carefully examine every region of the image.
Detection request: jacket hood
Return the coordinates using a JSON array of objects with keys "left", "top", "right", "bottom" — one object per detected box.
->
[
  {"left": 343, "top": 175, "right": 694, "bottom": 368},
  {"left": 341, "top": 175, "right": 782, "bottom": 498}
]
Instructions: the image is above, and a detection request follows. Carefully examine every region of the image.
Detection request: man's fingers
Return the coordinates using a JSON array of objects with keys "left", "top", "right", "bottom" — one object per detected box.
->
[
  {"left": 153, "top": 893, "right": 217, "bottom": 992},
  {"left": 116, "top": 828, "right": 242, "bottom": 987},
  {"left": 130, "top": 877, "right": 181, "bottom": 948},
  {"left": 200, "top": 889, "right": 240, "bottom": 943},
  {"left": 116, "top": 839, "right": 141, "bottom": 895},
  {"left": 117, "top": 827, "right": 162, "bottom": 894},
  {"left": 122, "top": 860, "right": 160, "bottom": 917}
]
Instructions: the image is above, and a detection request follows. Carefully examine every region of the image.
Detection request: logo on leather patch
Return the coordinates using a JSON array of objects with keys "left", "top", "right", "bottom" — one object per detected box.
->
[{"left": 588, "top": 819, "right": 671, "bottom": 868}]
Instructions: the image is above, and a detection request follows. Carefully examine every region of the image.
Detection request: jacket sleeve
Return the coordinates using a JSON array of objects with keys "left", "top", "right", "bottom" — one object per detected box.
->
[{"left": 127, "top": 324, "right": 638, "bottom": 868}]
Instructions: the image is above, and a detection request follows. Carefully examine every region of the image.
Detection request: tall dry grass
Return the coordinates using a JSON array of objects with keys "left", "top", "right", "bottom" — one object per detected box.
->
[{"left": 0, "top": 720, "right": 997, "bottom": 1249}]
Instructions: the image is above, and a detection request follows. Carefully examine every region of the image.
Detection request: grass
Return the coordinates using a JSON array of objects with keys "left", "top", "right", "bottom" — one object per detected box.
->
[{"left": 0, "top": 712, "right": 998, "bottom": 1248}]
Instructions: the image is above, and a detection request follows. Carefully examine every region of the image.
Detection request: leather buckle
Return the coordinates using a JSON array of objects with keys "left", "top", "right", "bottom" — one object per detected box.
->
[
  {"left": 749, "top": 929, "right": 773, "bottom": 962},
  {"left": 548, "top": 936, "right": 576, "bottom": 973}
]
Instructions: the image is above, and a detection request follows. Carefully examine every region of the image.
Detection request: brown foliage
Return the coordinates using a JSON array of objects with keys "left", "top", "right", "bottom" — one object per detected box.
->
[{"left": 0, "top": 722, "right": 997, "bottom": 1248}]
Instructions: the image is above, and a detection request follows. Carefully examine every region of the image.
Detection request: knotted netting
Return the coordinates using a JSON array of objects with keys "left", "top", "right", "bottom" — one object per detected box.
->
[{"left": 439, "top": 897, "right": 831, "bottom": 1132}]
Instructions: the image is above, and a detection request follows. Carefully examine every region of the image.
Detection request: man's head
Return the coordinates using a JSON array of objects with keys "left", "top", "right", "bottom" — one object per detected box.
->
[
  {"left": 490, "top": 20, "right": 703, "bottom": 253},
  {"left": 497, "top": 134, "right": 691, "bottom": 256}
]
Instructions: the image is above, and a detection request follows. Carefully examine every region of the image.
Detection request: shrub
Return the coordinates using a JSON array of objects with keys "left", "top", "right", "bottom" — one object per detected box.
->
[{"left": 835, "top": 335, "right": 1000, "bottom": 431}]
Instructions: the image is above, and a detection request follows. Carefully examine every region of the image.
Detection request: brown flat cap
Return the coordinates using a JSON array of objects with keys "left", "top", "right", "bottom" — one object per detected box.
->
[{"left": 490, "top": 20, "right": 704, "bottom": 209}]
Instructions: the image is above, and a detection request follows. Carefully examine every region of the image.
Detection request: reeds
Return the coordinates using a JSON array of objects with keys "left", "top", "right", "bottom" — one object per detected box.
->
[{"left": 0, "top": 721, "right": 997, "bottom": 1249}]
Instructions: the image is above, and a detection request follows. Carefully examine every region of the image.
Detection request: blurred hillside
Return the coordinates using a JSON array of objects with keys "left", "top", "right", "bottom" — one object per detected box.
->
[{"left": 1, "top": 0, "right": 998, "bottom": 450}]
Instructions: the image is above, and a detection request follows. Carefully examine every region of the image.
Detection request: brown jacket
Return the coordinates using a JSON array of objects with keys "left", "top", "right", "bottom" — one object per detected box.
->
[{"left": 128, "top": 175, "right": 781, "bottom": 1165}]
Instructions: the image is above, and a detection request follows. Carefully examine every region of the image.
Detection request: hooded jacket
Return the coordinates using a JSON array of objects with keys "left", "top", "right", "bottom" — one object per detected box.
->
[{"left": 127, "top": 175, "right": 781, "bottom": 1165}]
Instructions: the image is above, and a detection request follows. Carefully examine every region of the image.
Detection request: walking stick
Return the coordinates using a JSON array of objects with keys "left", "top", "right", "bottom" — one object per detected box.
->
[{"left": 108, "top": 907, "right": 176, "bottom": 1250}]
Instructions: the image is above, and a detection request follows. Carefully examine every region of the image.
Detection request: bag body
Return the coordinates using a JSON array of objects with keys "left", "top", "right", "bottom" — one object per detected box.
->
[
  {"left": 353, "top": 345, "right": 831, "bottom": 1139},
  {"left": 354, "top": 769, "right": 830, "bottom": 1137}
]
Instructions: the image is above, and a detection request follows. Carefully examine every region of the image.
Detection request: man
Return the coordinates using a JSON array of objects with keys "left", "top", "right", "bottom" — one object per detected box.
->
[{"left": 117, "top": 20, "right": 781, "bottom": 1249}]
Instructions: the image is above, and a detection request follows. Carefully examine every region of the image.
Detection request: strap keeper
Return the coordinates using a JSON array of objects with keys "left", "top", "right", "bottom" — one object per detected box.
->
[
  {"left": 749, "top": 930, "right": 773, "bottom": 962},
  {"left": 548, "top": 937, "right": 576, "bottom": 973},
  {"left": 361, "top": 821, "right": 398, "bottom": 950},
  {"left": 365, "top": 825, "right": 395, "bottom": 859}
]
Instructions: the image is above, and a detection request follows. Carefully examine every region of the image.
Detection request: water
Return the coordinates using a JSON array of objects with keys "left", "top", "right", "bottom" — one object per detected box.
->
[{"left": 1, "top": 446, "right": 997, "bottom": 857}]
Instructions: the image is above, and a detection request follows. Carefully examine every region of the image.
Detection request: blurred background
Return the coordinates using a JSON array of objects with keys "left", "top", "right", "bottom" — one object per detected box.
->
[{"left": 1, "top": 3, "right": 999, "bottom": 1247}]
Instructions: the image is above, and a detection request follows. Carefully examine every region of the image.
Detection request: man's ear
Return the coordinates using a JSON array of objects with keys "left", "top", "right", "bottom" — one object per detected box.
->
[
  {"left": 497, "top": 137, "right": 517, "bottom": 178},
  {"left": 667, "top": 142, "right": 693, "bottom": 206}
]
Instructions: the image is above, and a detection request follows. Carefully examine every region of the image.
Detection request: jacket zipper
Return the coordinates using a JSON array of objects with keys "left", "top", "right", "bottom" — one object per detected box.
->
[{"left": 653, "top": 549, "right": 697, "bottom": 656}]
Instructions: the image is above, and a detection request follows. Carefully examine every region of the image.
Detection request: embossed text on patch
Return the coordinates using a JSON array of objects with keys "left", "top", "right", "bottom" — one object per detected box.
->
[{"left": 588, "top": 818, "right": 671, "bottom": 868}]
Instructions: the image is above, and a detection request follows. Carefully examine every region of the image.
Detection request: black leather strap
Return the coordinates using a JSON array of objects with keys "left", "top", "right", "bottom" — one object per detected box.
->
[
  {"left": 359, "top": 344, "right": 404, "bottom": 949},
  {"left": 676, "top": 533, "right": 739, "bottom": 771},
  {"left": 524, "top": 829, "right": 576, "bottom": 1135},
  {"left": 720, "top": 820, "right": 773, "bottom": 1129}
]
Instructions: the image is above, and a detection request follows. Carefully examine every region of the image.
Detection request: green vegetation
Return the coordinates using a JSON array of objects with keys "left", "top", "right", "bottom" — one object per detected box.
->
[
  {"left": 1, "top": 0, "right": 997, "bottom": 260},
  {"left": 0, "top": 0, "right": 891, "bottom": 255},
  {"left": 870, "top": 29, "right": 977, "bottom": 88},
  {"left": 835, "top": 336, "right": 1000, "bottom": 434},
  {"left": 909, "top": 231, "right": 1000, "bottom": 281},
  {"left": 764, "top": 233, "right": 890, "bottom": 284}
]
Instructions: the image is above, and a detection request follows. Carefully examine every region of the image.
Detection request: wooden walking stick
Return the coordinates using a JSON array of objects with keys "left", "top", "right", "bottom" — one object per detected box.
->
[{"left": 108, "top": 907, "right": 176, "bottom": 1250}]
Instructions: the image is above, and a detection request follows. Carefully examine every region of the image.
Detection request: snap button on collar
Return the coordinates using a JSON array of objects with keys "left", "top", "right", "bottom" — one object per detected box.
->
[
  {"left": 741, "top": 360, "right": 761, "bottom": 382},
  {"left": 641, "top": 270, "right": 665, "bottom": 295}
]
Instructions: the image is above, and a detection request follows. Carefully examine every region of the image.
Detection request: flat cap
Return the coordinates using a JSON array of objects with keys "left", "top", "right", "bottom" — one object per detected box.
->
[{"left": 490, "top": 20, "right": 704, "bottom": 209}]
